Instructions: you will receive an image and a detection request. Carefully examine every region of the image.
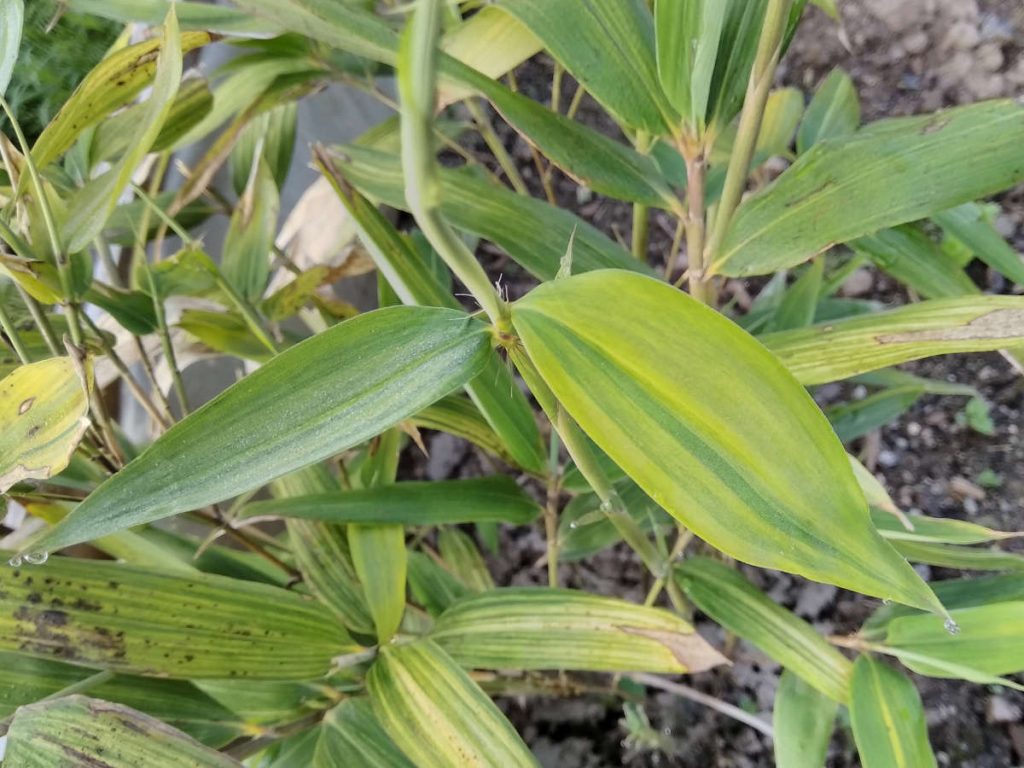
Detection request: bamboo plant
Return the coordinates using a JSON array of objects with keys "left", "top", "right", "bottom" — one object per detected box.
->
[{"left": 1, "top": 0, "right": 1023, "bottom": 765}]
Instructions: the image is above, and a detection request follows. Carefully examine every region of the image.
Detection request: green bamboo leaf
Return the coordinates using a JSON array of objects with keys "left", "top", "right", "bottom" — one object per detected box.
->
[
  {"left": 368, "top": 639, "right": 539, "bottom": 768},
  {"left": 222, "top": 156, "right": 279, "bottom": 302},
  {"left": 513, "top": 270, "right": 941, "bottom": 612},
  {"left": 246, "top": 477, "right": 539, "bottom": 527},
  {"left": 230, "top": 102, "right": 297, "bottom": 195},
  {"left": 90, "top": 77, "right": 214, "bottom": 167},
  {"left": 0, "top": 356, "right": 92, "bottom": 492},
  {"left": 933, "top": 202, "right": 1024, "bottom": 286},
  {"left": 196, "top": 678, "right": 334, "bottom": 727},
  {"left": 849, "top": 656, "right": 936, "bottom": 768},
  {"left": 498, "top": 0, "right": 677, "bottom": 135},
  {"left": 773, "top": 669, "right": 837, "bottom": 768},
  {"left": 770, "top": 258, "right": 824, "bottom": 332},
  {"left": 0, "top": 556, "right": 354, "bottom": 679},
  {"left": 350, "top": 523, "right": 406, "bottom": 644},
  {"left": 797, "top": 68, "right": 860, "bottom": 153},
  {"left": 317, "top": 173, "right": 545, "bottom": 474},
  {"left": 4, "top": 695, "right": 240, "bottom": 768},
  {"left": 407, "top": 552, "right": 473, "bottom": 617},
  {"left": 890, "top": 540, "right": 1024, "bottom": 572},
  {"left": 30, "top": 29, "right": 215, "bottom": 171},
  {"left": 756, "top": 88, "right": 805, "bottom": 157},
  {"left": 431, "top": 588, "right": 727, "bottom": 674},
  {"left": 272, "top": 466, "right": 375, "bottom": 637},
  {"left": 826, "top": 386, "right": 923, "bottom": 443},
  {"left": 66, "top": 0, "right": 281, "bottom": 35},
  {"left": 676, "top": 558, "right": 852, "bottom": 702},
  {"left": 316, "top": 698, "right": 414, "bottom": 768},
  {"left": 0, "top": 0, "right": 23, "bottom": 95},
  {"left": 852, "top": 226, "right": 976, "bottom": 300},
  {"left": 873, "top": 510, "right": 1022, "bottom": 546},
  {"left": 712, "top": 100, "right": 1024, "bottom": 277},
  {"left": 762, "top": 296, "right": 1024, "bottom": 386},
  {"left": 0, "top": 653, "right": 243, "bottom": 745},
  {"left": 884, "top": 602, "right": 1024, "bottom": 678},
  {"left": 437, "top": 529, "right": 494, "bottom": 593},
  {"left": 410, "top": 396, "right": 511, "bottom": 465},
  {"left": 24, "top": 306, "right": 491, "bottom": 553},
  {"left": 866, "top": 574, "right": 1024, "bottom": 633},
  {"left": 62, "top": 10, "right": 184, "bottom": 253},
  {"left": 329, "top": 145, "right": 645, "bottom": 281}
]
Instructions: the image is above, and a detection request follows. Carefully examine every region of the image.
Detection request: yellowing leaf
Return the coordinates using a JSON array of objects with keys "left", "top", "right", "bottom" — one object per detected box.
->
[
  {"left": 512, "top": 270, "right": 941, "bottom": 613},
  {"left": 0, "top": 356, "right": 91, "bottom": 492}
]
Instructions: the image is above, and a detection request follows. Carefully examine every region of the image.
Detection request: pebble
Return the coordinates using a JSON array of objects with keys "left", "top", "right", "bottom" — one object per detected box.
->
[
  {"left": 878, "top": 450, "right": 899, "bottom": 468},
  {"left": 987, "top": 696, "right": 1023, "bottom": 724}
]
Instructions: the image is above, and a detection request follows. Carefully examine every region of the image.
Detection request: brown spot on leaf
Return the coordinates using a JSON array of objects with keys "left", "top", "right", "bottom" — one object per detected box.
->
[
  {"left": 619, "top": 626, "right": 730, "bottom": 673},
  {"left": 877, "top": 308, "right": 1024, "bottom": 344},
  {"left": 18, "top": 397, "right": 34, "bottom": 415}
]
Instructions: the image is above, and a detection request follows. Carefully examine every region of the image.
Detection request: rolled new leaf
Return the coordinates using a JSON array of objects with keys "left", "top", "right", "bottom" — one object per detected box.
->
[
  {"left": 849, "top": 656, "right": 936, "bottom": 768},
  {"left": 513, "top": 270, "right": 942, "bottom": 613},
  {"left": 4, "top": 695, "right": 241, "bottom": 768},
  {"left": 676, "top": 558, "right": 852, "bottom": 701},
  {"left": 25, "top": 306, "right": 491, "bottom": 552},
  {"left": 761, "top": 295, "right": 1024, "bottom": 385},
  {"left": 0, "top": 556, "right": 355, "bottom": 679},
  {"left": 368, "top": 640, "right": 539, "bottom": 767},
  {"left": 431, "top": 588, "right": 726, "bottom": 674}
]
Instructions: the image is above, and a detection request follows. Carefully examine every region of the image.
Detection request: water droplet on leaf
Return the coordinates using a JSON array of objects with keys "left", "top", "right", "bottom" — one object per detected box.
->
[
  {"left": 944, "top": 618, "right": 960, "bottom": 635},
  {"left": 8, "top": 555, "right": 22, "bottom": 567},
  {"left": 24, "top": 551, "right": 48, "bottom": 565}
]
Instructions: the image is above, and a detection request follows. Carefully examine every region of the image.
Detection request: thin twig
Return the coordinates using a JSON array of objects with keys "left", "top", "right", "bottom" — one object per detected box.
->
[{"left": 628, "top": 673, "right": 774, "bottom": 738}]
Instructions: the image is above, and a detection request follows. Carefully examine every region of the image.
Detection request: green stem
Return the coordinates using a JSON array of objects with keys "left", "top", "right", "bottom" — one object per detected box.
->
[
  {"left": 703, "top": 0, "right": 793, "bottom": 272},
  {"left": 683, "top": 150, "right": 712, "bottom": 303},
  {"left": 631, "top": 203, "right": 649, "bottom": 261},
  {"left": 13, "top": 283, "right": 60, "bottom": 355},
  {"left": 215, "top": 275, "right": 279, "bottom": 356},
  {"left": 543, "top": 430, "right": 562, "bottom": 587},
  {"left": 0, "top": 301, "right": 30, "bottom": 363},
  {"left": 466, "top": 97, "right": 529, "bottom": 195},
  {"left": 142, "top": 265, "right": 190, "bottom": 416},
  {"left": 399, "top": 0, "right": 506, "bottom": 327}
]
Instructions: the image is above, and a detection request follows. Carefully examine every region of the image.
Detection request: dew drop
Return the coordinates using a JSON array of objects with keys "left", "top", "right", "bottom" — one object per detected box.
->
[
  {"left": 882, "top": 598, "right": 891, "bottom": 605},
  {"left": 24, "top": 551, "right": 49, "bottom": 565},
  {"left": 8, "top": 555, "right": 22, "bottom": 567},
  {"left": 599, "top": 500, "right": 614, "bottom": 514},
  {"left": 662, "top": 726, "right": 672, "bottom": 736},
  {"left": 944, "top": 618, "right": 960, "bottom": 635},
  {"left": 568, "top": 520, "right": 579, "bottom": 529}
]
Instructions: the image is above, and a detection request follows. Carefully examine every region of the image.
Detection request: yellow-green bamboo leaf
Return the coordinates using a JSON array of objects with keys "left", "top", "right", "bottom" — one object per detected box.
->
[
  {"left": 437, "top": 528, "right": 493, "bottom": 593},
  {"left": 368, "top": 640, "right": 538, "bottom": 768},
  {"left": 676, "top": 558, "right": 852, "bottom": 702},
  {"left": 31, "top": 30, "right": 214, "bottom": 171},
  {"left": 713, "top": 100, "right": 1024, "bottom": 277},
  {"left": 797, "top": 67, "right": 860, "bottom": 153},
  {"left": 513, "top": 270, "right": 941, "bottom": 612},
  {"left": 0, "top": 356, "right": 92, "bottom": 492},
  {"left": 849, "top": 656, "right": 936, "bottom": 768},
  {"left": 25, "top": 306, "right": 491, "bottom": 553},
  {"left": 773, "top": 669, "right": 837, "bottom": 768},
  {"left": 4, "top": 695, "right": 240, "bottom": 768},
  {"left": 0, "top": 0, "right": 23, "bottom": 96},
  {"left": 431, "top": 588, "right": 727, "bottom": 674},
  {"left": 0, "top": 556, "right": 355, "bottom": 679},
  {"left": 873, "top": 510, "right": 1022, "bottom": 546},
  {"left": 350, "top": 523, "right": 406, "bottom": 644},
  {"left": 762, "top": 296, "right": 1024, "bottom": 386},
  {"left": 316, "top": 698, "right": 414, "bottom": 768}
]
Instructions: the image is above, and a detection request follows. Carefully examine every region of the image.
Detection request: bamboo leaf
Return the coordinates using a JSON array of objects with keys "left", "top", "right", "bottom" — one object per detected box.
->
[
  {"left": 756, "top": 88, "right": 805, "bottom": 157},
  {"left": 513, "top": 271, "right": 941, "bottom": 612},
  {"left": 873, "top": 510, "right": 1022, "bottom": 546},
  {"left": 797, "top": 68, "right": 860, "bottom": 153},
  {"left": 934, "top": 202, "right": 1024, "bottom": 286},
  {"left": 316, "top": 698, "right": 414, "bottom": 768},
  {"left": 368, "top": 639, "right": 539, "bottom": 768},
  {"left": 222, "top": 156, "right": 279, "bottom": 302},
  {"left": 713, "top": 100, "right": 1024, "bottom": 277},
  {"left": 0, "top": 556, "right": 355, "bottom": 679},
  {"left": 866, "top": 574, "right": 1024, "bottom": 633},
  {"left": 350, "top": 523, "right": 406, "bottom": 644},
  {"left": 773, "top": 669, "right": 837, "bottom": 768},
  {"left": 25, "top": 306, "right": 491, "bottom": 553},
  {"left": 437, "top": 529, "right": 494, "bottom": 593},
  {"left": 30, "top": 29, "right": 214, "bottom": 171},
  {"left": 65, "top": 0, "right": 281, "bottom": 35},
  {"left": 0, "top": 652, "right": 243, "bottom": 745},
  {"left": 4, "top": 695, "right": 241, "bottom": 768},
  {"left": 407, "top": 552, "right": 472, "bottom": 617},
  {"left": 884, "top": 602, "right": 1024, "bottom": 678},
  {"left": 498, "top": 0, "right": 677, "bottom": 135},
  {"left": 771, "top": 258, "right": 824, "bottom": 332},
  {"left": 410, "top": 396, "right": 512, "bottom": 465},
  {"left": 849, "top": 656, "right": 936, "bottom": 768},
  {"left": 330, "top": 145, "right": 649, "bottom": 280},
  {"left": 246, "top": 477, "right": 540, "bottom": 526},
  {"left": 0, "top": 0, "right": 23, "bottom": 96},
  {"left": 318, "top": 175, "right": 545, "bottom": 474},
  {"left": 762, "top": 296, "right": 1024, "bottom": 386},
  {"left": 676, "top": 558, "right": 852, "bottom": 702},
  {"left": 62, "top": 9, "right": 184, "bottom": 253},
  {"left": 0, "top": 356, "right": 92, "bottom": 492},
  {"left": 826, "top": 386, "right": 923, "bottom": 443},
  {"left": 851, "top": 226, "right": 976, "bottom": 300},
  {"left": 890, "top": 540, "right": 1024, "bottom": 572},
  {"left": 431, "top": 588, "right": 727, "bottom": 674}
]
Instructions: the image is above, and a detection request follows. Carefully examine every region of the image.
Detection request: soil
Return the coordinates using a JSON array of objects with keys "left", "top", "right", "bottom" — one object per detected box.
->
[{"left": 438, "top": 1, "right": 1024, "bottom": 765}]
